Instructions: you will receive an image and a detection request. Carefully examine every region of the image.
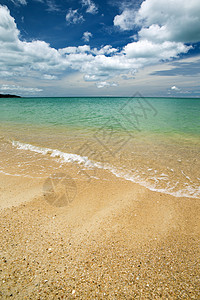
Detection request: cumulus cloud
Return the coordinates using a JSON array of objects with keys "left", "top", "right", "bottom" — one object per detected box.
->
[
  {"left": 91, "top": 45, "right": 118, "bottom": 55},
  {"left": 82, "top": 31, "right": 93, "bottom": 42},
  {"left": 59, "top": 45, "right": 90, "bottom": 55},
  {"left": 0, "top": 5, "right": 19, "bottom": 43},
  {"left": 0, "top": 4, "right": 198, "bottom": 90},
  {"left": 137, "top": 0, "right": 200, "bottom": 43},
  {"left": 114, "top": 0, "right": 200, "bottom": 43},
  {"left": 66, "top": 9, "right": 84, "bottom": 25},
  {"left": 81, "top": 0, "right": 98, "bottom": 14},
  {"left": 114, "top": 9, "right": 135, "bottom": 30},
  {"left": 124, "top": 40, "right": 190, "bottom": 60},
  {"left": 112, "top": 0, "right": 200, "bottom": 87},
  {"left": 0, "top": 6, "right": 68, "bottom": 76}
]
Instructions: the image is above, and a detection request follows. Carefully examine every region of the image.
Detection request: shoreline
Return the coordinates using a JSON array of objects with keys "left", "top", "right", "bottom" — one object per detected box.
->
[
  {"left": 1, "top": 136, "right": 200, "bottom": 200},
  {"left": 0, "top": 172, "right": 199, "bottom": 298},
  {"left": 0, "top": 95, "right": 199, "bottom": 297}
]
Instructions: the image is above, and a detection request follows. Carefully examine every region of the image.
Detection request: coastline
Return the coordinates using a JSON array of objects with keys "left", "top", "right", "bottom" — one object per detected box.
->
[
  {"left": 0, "top": 172, "right": 199, "bottom": 298},
  {"left": 1, "top": 0, "right": 200, "bottom": 294},
  {"left": 0, "top": 96, "right": 199, "bottom": 298},
  {"left": 0, "top": 94, "right": 21, "bottom": 98}
]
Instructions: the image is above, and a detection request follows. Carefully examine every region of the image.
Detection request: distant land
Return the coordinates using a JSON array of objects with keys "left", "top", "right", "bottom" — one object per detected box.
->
[{"left": 0, "top": 94, "right": 21, "bottom": 98}]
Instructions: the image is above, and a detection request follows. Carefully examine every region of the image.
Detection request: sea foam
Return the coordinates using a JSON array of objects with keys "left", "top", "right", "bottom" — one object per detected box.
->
[{"left": 12, "top": 140, "right": 200, "bottom": 199}]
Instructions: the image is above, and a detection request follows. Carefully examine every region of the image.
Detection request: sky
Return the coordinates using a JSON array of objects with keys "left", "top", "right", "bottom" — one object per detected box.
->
[{"left": 0, "top": 0, "right": 200, "bottom": 97}]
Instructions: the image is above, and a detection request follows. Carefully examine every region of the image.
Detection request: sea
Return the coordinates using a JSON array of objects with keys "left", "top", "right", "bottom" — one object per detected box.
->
[{"left": 0, "top": 96, "right": 199, "bottom": 199}]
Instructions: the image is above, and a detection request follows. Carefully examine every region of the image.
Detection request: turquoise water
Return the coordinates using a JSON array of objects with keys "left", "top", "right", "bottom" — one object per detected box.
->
[
  {"left": 0, "top": 97, "right": 199, "bottom": 135},
  {"left": 0, "top": 97, "right": 199, "bottom": 198}
]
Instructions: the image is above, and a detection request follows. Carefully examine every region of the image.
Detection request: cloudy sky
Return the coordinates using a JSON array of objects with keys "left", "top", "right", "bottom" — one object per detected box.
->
[{"left": 0, "top": 0, "right": 200, "bottom": 97}]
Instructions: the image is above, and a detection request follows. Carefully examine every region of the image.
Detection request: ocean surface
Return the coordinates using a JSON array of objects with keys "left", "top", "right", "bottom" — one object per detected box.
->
[{"left": 0, "top": 96, "right": 199, "bottom": 198}]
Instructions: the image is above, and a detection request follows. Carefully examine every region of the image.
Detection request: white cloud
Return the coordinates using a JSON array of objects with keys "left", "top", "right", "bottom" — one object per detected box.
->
[
  {"left": 59, "top": 45, "right": 90, "bottom": 55},
  {"left": 91, "top": 45, "right": 118, "bottom": 55},
  {"left": 59, "top": 46, "right": 77, "bottom": 55},
  {"left": 66, "top": 9, "right": 84, "bottom": 25},
  {"left": 0, "top": 4, "right": 198, "bottom": 93},
  {"left": 114, "top": 0, "right": 200, "bottom": 43},
  {"left": 171, "top": 86, "right": 180, "bottom": 91},
  {"left": 82, "top": 31, "right": 93, "bottom": 42},
  {"left": 43, "top": 74, "right": 57, "bottom": 80},
  {"left": 137, "top": 0, "right": 200, "bottom": 43},
  {"left": 114, "top": 9, "right": 135, "bottom": 30},
  {"left": 0, "top": 5, "right": 19, "bottom": 43},
  {"left": 84, "top": 74, "right": 99, "bottom": 81},
  {"left": 0, "top": 6, "right": 69, "bottom": 76},
  {"left": 0, "top": 84, "right": 43, "bottom": 93},
  {"left": 96, "top": 81, "right": 118, "bottom": 88},
  {"left": 124, "top": 40, "right": 190, "bottom": 60},
  {"left": 81, "top": 0, "right": 98, "bottom": 14}
]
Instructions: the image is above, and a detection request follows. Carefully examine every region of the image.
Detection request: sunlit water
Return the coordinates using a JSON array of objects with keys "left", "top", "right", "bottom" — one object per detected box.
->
[{"left": 0, "top": 96, "right": 199, "bottom": 198}]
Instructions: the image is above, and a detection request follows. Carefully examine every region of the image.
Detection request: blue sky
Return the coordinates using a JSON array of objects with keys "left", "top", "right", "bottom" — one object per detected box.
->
[{"left": 0, "top": 0, "right": 200, "bottom": 97}]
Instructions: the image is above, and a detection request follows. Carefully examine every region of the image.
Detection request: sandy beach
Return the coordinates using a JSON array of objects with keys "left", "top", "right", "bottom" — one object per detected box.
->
[
  {"left": 0, "top": 95, "right": 199, "bottom": 299},
  {"left": 1, "top": 0, "right": 200, "bottom": 297},
  {"left": 0, "top": 171, "right": 199, "bottom": 299}
]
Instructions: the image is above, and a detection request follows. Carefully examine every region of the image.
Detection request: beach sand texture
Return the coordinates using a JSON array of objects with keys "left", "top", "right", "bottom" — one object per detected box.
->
[
  {"left": 0, "top": 172, "right": 199, "bottom": 299},
  {"left": 0, "top": 96, "right": 199, "bottom": 298}
]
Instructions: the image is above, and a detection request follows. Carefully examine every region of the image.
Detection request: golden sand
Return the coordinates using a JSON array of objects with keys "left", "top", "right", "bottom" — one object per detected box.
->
[{"left": 0, "top": 172, "right": 199, "bottom": 299}]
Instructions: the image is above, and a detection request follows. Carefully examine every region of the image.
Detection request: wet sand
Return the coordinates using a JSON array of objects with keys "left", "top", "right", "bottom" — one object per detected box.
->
[{"left": 0, "top": 173, "right": 199, "bottom": 299}]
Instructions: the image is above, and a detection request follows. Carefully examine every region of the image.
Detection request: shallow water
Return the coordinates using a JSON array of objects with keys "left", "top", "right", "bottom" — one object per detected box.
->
[{"left": 0, "top": 96, "right": 199, "bottom": 198}]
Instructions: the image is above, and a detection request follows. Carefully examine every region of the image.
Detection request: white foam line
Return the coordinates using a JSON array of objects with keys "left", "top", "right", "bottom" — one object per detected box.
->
[
  {"left": 12, "top": 141, "right": 89, "bottom": 165},
  {"left": 11, "top": 140, "right": 200, "bottom": 199}
]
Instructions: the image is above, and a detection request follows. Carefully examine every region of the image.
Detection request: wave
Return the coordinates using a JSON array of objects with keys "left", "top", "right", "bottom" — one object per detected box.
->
[
  {"left": 11, "top": 140, "right": 200, "bottom": 199},
  {"left": 12, "top": 141, "right": 89, "bottom": 164}
]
